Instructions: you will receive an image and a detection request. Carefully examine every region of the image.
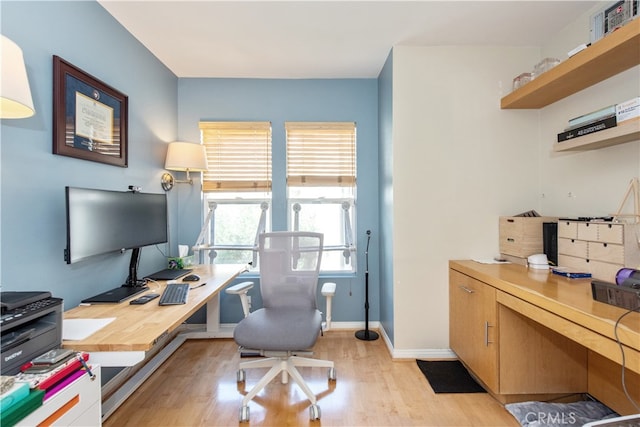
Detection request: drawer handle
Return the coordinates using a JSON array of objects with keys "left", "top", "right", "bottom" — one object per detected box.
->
[
  {"left": 458, "top": 286, "right": 475, "bottom": 294},
  {"left": 603, "top": 243, "right": 607, "bottom": 247},
  {"left": 484, "top": 321, "right": 494, "bottom": 346},
  {"left": 507, "top": 238, "right": 515, "bottom": 242},
  {"left": 507, "top": 219, "right": 514, "bottom": 223}
]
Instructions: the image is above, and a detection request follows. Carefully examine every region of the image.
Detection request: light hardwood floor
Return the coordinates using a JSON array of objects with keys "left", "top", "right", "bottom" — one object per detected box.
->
[{"left": 103, "top": 330, "right": 520, "bottom": 426}]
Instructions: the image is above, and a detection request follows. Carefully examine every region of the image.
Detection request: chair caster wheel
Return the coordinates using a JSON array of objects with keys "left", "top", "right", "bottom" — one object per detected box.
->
[
  {"left": 239, "top": 405, "right": 250, "bottom": 422},
  {"left": 237, "top": 369, "right": 246, "bottom": 383},
  {"left": 309, "top": 404, "right": 321, "bottom": 420},
  {"left": 328, "top": 367, "right": 336, "bottom": 381}
]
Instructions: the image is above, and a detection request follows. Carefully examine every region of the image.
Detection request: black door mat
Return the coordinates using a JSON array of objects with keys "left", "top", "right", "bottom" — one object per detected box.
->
[{"left": 416, "top": 359, "right": 486, "bottom": 393}]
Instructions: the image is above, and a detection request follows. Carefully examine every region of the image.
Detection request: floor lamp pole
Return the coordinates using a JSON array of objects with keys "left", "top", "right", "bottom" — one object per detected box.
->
[{"left": 356, "top": 230, "right": 378, "bottom": 341}]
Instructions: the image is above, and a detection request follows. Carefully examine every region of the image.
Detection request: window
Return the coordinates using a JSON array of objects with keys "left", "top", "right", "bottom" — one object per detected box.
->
[
  {"left": 200, "top": 121, "right": 272, "bottom": 192},
  {"left": 196, "top": 122, "right": 272, "bottom": 266},
  {"left": 196, "top": 121, "right": 357, "bottom": 273},
  {"left": 286, "top": 122, "right": 357, "bottom": 272}
]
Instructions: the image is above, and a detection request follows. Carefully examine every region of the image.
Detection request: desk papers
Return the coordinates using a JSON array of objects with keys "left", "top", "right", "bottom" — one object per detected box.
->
[{"left": 63, "top": 318, "right": 115, "bottom": 340}]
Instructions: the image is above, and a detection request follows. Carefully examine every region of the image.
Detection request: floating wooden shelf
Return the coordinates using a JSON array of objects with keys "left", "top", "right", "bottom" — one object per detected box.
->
[
  {"left": 553, "top": 119, "right": 640, "bottom": 151},
  {"left": 501, "top": 19, "right": 640, "bottom": 110}
]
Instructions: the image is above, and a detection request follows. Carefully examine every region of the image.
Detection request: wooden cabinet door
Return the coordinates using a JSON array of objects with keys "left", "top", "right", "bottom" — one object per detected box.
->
[{"left": 449, "top": 269, "right": 498, "bottom": 391}]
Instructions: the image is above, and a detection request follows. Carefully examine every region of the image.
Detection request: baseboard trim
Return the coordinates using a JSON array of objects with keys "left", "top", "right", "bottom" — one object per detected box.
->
[
  {"left": 377, "top": 324, "right": 456, "bottom": 360},
  {"left": 204, "top": 321, "right": 457, "bottom": 360}
]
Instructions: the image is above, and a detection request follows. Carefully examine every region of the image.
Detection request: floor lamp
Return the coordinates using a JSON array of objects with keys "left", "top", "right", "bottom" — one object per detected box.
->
[{"left": 355, "top": 230, "right": 378, "bottom": 341}]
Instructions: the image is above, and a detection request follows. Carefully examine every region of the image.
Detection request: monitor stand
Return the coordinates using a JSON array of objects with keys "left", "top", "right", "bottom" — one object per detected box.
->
[{"left": 81, "top": 285, "right": 148, "bottom": 304}]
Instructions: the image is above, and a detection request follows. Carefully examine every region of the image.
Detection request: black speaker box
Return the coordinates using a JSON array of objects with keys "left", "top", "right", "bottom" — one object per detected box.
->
[{"left": 543, "top": 222, "right": 558, "bottom": 266}]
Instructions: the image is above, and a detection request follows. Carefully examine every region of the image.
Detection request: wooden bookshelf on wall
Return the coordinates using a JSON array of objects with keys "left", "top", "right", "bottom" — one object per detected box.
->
[
  {"left": 500, "top": 18, "right": 640, "bottom": 110},
  {"left": 553, "top": 118, "right": 640, "bottom": 152}
]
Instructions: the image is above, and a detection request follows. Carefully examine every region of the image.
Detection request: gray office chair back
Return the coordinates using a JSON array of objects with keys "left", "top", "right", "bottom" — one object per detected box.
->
[
  {"left": 259, "top": 231, "right": 323, "bottom": 311},
  {"left": 229, "top": 231, "right": 335, "bottom": 422}
]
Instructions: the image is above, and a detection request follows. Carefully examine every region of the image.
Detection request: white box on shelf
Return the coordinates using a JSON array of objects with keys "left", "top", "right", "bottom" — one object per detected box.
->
[{"left": 616, "top": 96, "right": 640, "bottom": 123}]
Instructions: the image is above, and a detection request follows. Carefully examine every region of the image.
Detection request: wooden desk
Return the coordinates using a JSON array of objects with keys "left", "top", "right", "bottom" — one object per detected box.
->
[
  {"left": 61, "top": 264, "right": 245, "bottom": 420},
  {"left": 62, "top": 264, "right": 244, "bottom": 363},
  {"left": 449, "top": 260, "right": 640, "bottom": 415}
]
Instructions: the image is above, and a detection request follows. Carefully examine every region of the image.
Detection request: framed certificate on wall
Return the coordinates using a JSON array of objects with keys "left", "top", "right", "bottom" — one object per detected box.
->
[{"left": 52, "top": 55, "right": 128, "bottom": 167}]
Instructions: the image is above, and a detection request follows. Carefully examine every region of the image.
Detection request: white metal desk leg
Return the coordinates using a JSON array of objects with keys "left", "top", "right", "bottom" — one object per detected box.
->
[
  {"left": 184, "top": 293, "right": 233, "bottom": 339},
  {"left": 206, "top": 293, "right": 221, "bottom": 333}
]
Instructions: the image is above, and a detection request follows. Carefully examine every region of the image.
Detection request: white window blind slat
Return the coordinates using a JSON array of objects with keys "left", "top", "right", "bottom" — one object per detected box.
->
[
  {"left": 285, "top": 122, "right": 356, "bottom": 187},
  {"left": 199, "top": 121, "right": 272, "bottom": 192}
]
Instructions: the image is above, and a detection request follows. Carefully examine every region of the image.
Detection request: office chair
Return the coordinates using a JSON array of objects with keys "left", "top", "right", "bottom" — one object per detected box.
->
[{"left": 225, "top": 231, "right": 336, "bottom": 422}]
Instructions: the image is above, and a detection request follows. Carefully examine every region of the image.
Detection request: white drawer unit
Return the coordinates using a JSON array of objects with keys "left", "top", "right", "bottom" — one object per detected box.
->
[
  {"left": 557, "top": 220, "right": 640, "bottom": 281},
  {"left": 16, "top": 365, "right": 101, "bottom": 427}
]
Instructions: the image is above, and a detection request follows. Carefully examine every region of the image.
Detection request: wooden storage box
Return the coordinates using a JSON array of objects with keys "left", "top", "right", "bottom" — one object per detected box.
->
[
  {"left": 499, "top": 216, "right": 556, "bottom": 259},
  {"left": 557, "top": 219, "right": 639, "bottom": 280}
]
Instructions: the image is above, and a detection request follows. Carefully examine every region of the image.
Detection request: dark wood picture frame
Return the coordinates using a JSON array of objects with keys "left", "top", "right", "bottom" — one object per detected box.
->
[{"left": 53, "top": 56, "right": 128, "bottom": 167}]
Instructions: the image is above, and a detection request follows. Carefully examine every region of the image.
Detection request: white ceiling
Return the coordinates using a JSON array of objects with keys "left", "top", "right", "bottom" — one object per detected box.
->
[{"left": 97, "top": 0, "right": 598, "bottom": 79}]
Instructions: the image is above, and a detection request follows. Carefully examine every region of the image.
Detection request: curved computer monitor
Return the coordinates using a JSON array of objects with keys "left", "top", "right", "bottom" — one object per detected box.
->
[{"left": 64, "top": 186, "right": 168, "bottom": 291}]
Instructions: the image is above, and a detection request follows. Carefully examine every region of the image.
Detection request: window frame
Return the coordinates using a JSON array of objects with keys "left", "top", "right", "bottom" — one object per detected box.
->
[{"left": 285, "top": 121, "right": 357, "bottom": 273}]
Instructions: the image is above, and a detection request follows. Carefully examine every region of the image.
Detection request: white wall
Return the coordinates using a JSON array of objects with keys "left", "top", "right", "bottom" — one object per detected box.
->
[
  {"left": 0, "top": 1, "right": 178, "bottom": 307},
  {"left": 540, "top": 2, "right": 640, "bottom": 216},
  {"left": 391, "top": 45, "right": 541, "bottom": 352},
  {"left": 538, "top": 4, "right": 640, "bottom": 218},
  {"left": 539, "top": 66, "right": 640, "bottom": 219},
  {"left": 388, "top": 4, "right": 640, "bottom": 354}
]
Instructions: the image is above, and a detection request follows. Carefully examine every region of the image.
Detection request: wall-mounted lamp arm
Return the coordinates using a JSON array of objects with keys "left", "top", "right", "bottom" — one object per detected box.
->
[{"left": 161, "top": 142, "right": 208, "bottom": 191}]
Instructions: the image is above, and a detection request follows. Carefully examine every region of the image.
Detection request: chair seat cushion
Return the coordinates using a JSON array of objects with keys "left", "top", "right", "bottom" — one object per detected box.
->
[{"left": 234, "top": 308, "right": 322, "bottom": 351}]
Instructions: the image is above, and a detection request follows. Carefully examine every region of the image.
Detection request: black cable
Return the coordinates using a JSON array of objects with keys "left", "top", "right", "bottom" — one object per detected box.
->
[
  {"left": 155, "top": 244, "right": 167, "bottom": 257},
  {"left": 613, "top": 305, "right": 640, "bottom": 412}
]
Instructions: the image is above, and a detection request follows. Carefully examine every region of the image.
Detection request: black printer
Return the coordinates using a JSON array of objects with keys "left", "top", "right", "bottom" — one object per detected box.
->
[{"left": 1, "top": 291, "right": 63, "bottom": 375}]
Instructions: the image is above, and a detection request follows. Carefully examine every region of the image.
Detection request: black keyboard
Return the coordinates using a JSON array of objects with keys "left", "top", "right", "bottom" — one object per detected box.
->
[{"left": 159, "top": 284, "right": 190, "bottom": 305}]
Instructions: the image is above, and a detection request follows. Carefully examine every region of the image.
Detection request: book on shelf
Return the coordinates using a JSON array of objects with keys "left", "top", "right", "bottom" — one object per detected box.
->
[
  {"left": 616, "top": 96, "right": 640, "bottom": 124},
  {"left": 557, "top": 116, "right": 617, "bottom": 142},
  {"left": 567, "top": 104, "right": 616, "bottom": 129}
]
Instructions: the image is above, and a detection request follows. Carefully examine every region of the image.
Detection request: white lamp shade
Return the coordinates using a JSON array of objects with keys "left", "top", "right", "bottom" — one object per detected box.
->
[
  {"left": 1, "top": 35, "right": 35, "bottom": 119},
  {"left": 164, "top": 141, "right": 208, "bottom": 171}
]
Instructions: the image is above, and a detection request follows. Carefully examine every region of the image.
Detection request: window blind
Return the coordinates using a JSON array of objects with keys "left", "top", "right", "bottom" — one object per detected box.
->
[
  {"left": 285, "top": 122, "right": 356, "bottom": 187},
  {"left": 199, "top": 121, "right": 272, "bottom": 192}
]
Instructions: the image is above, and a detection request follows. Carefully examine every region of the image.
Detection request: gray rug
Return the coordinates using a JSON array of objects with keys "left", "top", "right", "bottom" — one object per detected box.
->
[{"left": 505, "top": 400, "right": 618, "bottom": 427}]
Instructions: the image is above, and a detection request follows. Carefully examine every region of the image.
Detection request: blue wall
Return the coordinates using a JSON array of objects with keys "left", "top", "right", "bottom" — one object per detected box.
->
[
  {"left": 1, "top": 1, "right": 178, "bottom": 307},
  {"left": 177, "top": 78, "right": 380, "bottom": 323},
  {"left": 377, "top": 51, "right": 394, "bottom": 344},
  {"left": 1, "top": 1, "right": 382, "bottom": 327}
]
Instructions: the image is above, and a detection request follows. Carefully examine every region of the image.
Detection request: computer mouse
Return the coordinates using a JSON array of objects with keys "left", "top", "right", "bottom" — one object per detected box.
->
[{"left": 183, "top": 274, "right": 200, "bottom": 282}]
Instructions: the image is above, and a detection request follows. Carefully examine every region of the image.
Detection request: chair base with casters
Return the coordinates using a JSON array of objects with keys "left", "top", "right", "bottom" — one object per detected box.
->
[
  {"left": 236, "top": 351, "right": 336, "bottom": 422},
  {"left": 226, "top": 275, "right": 337, "bottom": 422}
]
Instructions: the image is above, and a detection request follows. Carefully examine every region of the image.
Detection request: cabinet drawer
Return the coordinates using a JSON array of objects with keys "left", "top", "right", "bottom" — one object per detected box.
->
[
  {"left": 499, "top": 217, "right": 547, "bottom": 257},
  {"left": 588, "top": 242, "right": 625, "bottom": 264},
  {"left": 558, "top": 255, "right": 590, "bottom": 272},
  {"left": 577, "top": 222, "right": 598, "bottom": 241},
  {"left": 558, "top": 238, "right": 588, "bottom": 258},
  {"left": 596, "top": 223, "right": 624, "bottom": 244},
  {"left": 558, "top": 221, "right": 578, "bottom": 239},
  {"left": 589, "top": 260, "right": 623, "bottom": 281},
  {"left": 17, "top": 367, "right": 101, "bottom": 427}
]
